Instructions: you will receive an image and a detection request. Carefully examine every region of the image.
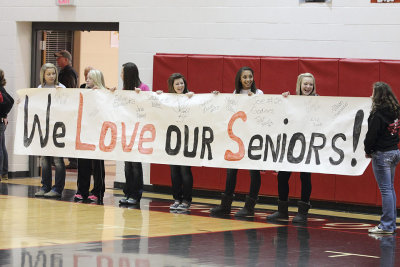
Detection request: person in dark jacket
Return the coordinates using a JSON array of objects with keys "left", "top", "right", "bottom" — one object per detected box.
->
[
  {"left": 364, "top": 82, "right": 400, "bottom": 234},
  {"left": 0, "top": 69, "right": 14, "bottom": 181},
  {"left": 55, "top": 50, "right": 79, "bottom": 169}
]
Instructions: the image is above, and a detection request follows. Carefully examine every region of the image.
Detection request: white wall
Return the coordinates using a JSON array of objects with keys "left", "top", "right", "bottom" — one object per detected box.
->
[{"left": 2, "top": 0, "right": 400, "bottom": 175}]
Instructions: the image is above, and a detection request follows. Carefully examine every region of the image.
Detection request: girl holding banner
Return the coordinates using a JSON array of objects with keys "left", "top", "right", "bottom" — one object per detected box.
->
[
  {"left": 34, "top": 63, "right": 66, "bottom": 198},
  {"left": 165, "top": 73, "right": 194, "bottom": 212},
  {"left": 210, "top": 66, "right": 263, "bottom": 217},
  {"left": 119, "top": 62, "right": 149, "bottom": 206},
  {"left": 267, "top": 73, "right": 317, "bottom": 223},
  {"left": 74, "top": 69, "right": 106, "bottom": 204},
  {"left": 364, "top": 82, "right": 400, "bottom": 234}
]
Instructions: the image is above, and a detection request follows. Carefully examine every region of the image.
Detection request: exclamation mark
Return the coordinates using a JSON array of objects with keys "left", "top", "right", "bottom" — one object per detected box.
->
[{"left": 351, "top": 110, "right": 364, "bottom": 167}]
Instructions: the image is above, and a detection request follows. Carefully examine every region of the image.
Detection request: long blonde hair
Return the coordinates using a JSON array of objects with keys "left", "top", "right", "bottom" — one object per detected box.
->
[
  {"left": 39, "top": 63, "right": 60, "bottom": 87},
  {"left": 295, "top": 73, "right": 316, "bottom": 96},
  {"left": 86, "top": 69, "right": 106, "bottom": 89}
]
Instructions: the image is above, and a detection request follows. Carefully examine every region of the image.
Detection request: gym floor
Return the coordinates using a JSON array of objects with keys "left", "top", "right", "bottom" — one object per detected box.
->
[{"left": 0, "top": 162, "right": 398, "bottom": 267}]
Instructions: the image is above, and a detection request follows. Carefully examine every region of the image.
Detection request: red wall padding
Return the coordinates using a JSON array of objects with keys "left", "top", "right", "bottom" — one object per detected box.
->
[
  {"left": 260, "top": 57, "right": 298, "bottom": 95},
  {"left": 151, "top": 53, "right": 400, "bottom": 206}
]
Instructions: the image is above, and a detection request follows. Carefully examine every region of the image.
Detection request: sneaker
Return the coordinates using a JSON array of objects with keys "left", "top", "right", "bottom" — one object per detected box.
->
[
  {"left": 88, "top": 195, "right": 98, "bottom": 202},
  {"left": 170, "top": 200, "right": 181, "bottom": 210},
  {"left": 35, "top": 189, "right": 47, "bottom": 197},
  {"left": 368, "top": 225, "right": 394, "bottom": 234},
  {"left": 74, "top": 194, "right": 84, "bottom": 201},
  {"left": 126, "top": 198, "right": 139, "bottom": 205},
  {"left": 1, "top": 174, "right": 8, "bottom": 180},
  {"left": 44, "top": 190, "right": 61, "bottom": 198},
  {"left": 176, "top": 202, "right": 191, "bottom": 211},
  {"left": 119, "top": 196, "right": 129, "bottom": 204}
]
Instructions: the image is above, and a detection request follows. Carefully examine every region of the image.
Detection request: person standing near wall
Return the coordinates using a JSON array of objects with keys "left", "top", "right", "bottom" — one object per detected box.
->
[
  {"left": 162, "top": 73, "right": 194, "bottom": 212},
  {"left": 74, "top": 69, "right": 106, "bottom": 204},
  {"left": 0, "top": 69, "right": 14, "bottom": 182},
  {"left": 210, "top": 66, "right": 263, "bottom": 217},
  {"left": 55, "top": 50, "right": 79, "bottom": 169},
  {"left": 119, "top": 62, "right": 149, "bottom": 206},
  {"left": 364, "top": 82, "right": 400, "bottom": 234},
  {"left": 34, "top": 63, "right": 66, "bottom": 198},
  {"left": 80, "top": 66, "right": 94, "bottom": 88},
  {"left": 267, "top": 73, "right": 317, "bottom": 223}
]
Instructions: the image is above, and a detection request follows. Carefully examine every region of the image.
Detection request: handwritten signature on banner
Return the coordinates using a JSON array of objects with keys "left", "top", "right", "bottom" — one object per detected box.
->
[{"left": 14, "top": 88, "right": 372, "bottom": 176}]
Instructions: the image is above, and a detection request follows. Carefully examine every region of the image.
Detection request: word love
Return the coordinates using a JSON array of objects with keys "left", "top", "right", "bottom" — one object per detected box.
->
[{"left": 23, "top": 94, "right": 155, "bottom": 154}]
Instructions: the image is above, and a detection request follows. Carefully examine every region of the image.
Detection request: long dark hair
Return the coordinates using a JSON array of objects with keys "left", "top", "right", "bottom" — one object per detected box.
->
[
  {"left": 234, "top": 66, "right": 256, "bottom": 94},
  {"left": 0, "top": 69, "right": 6, "bottom": 87},
  {"left": 122, "top": 62, "right": 141, "bottom": 90},
  {"left": 167, "top": 73, "right": 189, "bottom": 94},
  {"left": 371, "top": 82, "right": 400, "bottom": 117}
]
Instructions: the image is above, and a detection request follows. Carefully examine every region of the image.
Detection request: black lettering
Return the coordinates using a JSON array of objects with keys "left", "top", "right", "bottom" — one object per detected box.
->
[
  {"left": 52, "top": 122, "right": 66, "bottom": 148},
  {"left": 24, "top": 94, "right": 50, "bottom": 147},
  {"left": 248, "top": 135, "right": 263, "bottom": 160},
  {"left": 183, "top": 125, "right": 199, "bottom": 158},
  {"left": 279, "top": 133, "right": 287, "bottom": 163},
  {"left": 287, "top": 133, "right": 306, "bottom": 164},
  {"left": 263, "top": 134, "right": 281, "bottom": 162},
  {"left": 165, "top": 125, "right": 181, "bottom": 155},
  {"left": 200, "top": 127, "right": 214, "bottom": 160},
  {"left": 305, "top": 133, "right": 326, "bottom": 165},
  {"left": 330, "top": 133, "right": 346, "bottom": 165}
]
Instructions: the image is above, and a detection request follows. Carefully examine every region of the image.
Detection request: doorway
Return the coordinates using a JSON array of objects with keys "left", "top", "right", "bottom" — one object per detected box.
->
[{"left": 30, "top": 22, "right": 119, "bottom": 176}]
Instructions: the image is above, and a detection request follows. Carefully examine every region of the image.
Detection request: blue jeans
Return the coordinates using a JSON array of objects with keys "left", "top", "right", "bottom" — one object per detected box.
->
[
  {"left": 0, "top": 123, "right": 8, "bottom": 176},
  {"left": 372, "top": 149, "right": 400, "bottom": 232},
  {"left": 41, "top": 156, "right": 66, "bottom": 194}
]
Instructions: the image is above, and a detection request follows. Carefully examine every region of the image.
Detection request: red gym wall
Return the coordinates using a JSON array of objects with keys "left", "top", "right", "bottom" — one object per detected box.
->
[{"left": 151, "top": 53, "right": 400, "bottom": 206}]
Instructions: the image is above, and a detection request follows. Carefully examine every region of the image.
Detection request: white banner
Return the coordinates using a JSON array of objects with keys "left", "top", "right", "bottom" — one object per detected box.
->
[{"left": 14, "top": 88, "right": 371, "bottom": 175}]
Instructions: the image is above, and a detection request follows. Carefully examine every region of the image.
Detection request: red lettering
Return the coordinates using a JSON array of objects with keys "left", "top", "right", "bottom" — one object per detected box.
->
[
  {"left": 121, "top": 122, "right": 139, "bottom": 152},
  {"left": 224, "top": 111, "right": 246, "bottom": 161},
  {"left": 97, "top": 255, "right": 113, "bottom": 267},
  {"left": 138, "top": 124, "right": 156, "bottom": 154},
  {"left": 99, "top": 121, "right": 117, "bottom": 152},
  {"left": 75, "top": 93, "right": 96, "bottom": 151}
]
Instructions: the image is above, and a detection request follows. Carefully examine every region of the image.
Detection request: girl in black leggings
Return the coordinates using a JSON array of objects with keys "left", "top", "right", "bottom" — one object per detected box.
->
[
  {"left": 210, "top": 66, "right": 264, "bottom": 217},
  {"left": 267, "top": 73, "right": 318, "bottom": 223}
]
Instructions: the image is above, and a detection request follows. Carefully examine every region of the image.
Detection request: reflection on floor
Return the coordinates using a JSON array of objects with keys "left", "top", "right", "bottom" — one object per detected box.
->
[{"left": 0, "top": 166, "right": 398, "bottom": 266}]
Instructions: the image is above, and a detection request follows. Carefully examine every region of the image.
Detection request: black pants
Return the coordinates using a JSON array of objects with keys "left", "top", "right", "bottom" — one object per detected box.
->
[
  {"left": 77, "top": 158, "right": 105, "bottom": 198},
  {"left": 224, "top": 169, "right": 261, "bottom": 199},
  {"left": 277, "top": 171, "right": 312, "bottom": 202},
  {"left": 123, "top": 161, "right": 143, "bottom": 200},
  {"left": 170, "top": 165, "right": 193, "bottom": 202}
]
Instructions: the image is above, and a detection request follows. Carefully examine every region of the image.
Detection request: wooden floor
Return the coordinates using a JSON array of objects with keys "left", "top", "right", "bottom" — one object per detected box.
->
[{"left": 0, "top": 162, "right": 398, "bottom": 266}]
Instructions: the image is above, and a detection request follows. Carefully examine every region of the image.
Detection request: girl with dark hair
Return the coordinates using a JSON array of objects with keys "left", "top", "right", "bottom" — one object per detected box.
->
[
  {"left": 210, "top": 66, "right": 263, "bottom": 217},
  {"left": 165, "top": 73, "right": 194, "bottom": 212},
  {"left": 365, "top": 82, "right": 400, "bottom": 234},
  {"left": 0, "top": 69, "right": 14, "bottom": 181},
  {"left": 119, "top": 62, "right": 149, "bottom": 205},
  {"left": 267, "top": 73, "right": 317, "bottom": 223}
]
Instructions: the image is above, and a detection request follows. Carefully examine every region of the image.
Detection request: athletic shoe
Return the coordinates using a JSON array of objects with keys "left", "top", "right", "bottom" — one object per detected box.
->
[
  {"left": 74, "top": 194, "right": 84, "bottom": 201},
  {"left": 170, "top": 200, "right": 181, "bottom": 210},
  {"left": 1, "top": 174, "right": 8, "bottom": 180},
  {"left": 88, "top": 195, "right": 98, "bottom": 202},
  {"left": 126, "top": 198, "right": 139, "bottom": 205},
  {"left": 119, "top": 196, "right": 129, "bottom": 204},
  {"left": 368, "top": 225, "right": 394, "bottom": 234},
  {"left": 35, "top": 189, "right": 47, "bottom": 197},
  {"left": 176, "top": 202, "right": 191, "bottom": 211},
  {"left": 44, "top": 190, "right": 61, "bottom": 198}
]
